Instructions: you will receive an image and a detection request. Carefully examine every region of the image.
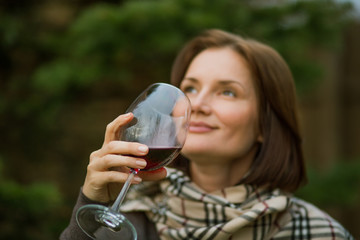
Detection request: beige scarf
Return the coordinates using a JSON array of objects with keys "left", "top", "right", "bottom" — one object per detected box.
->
[{"left": 121, "top": 168, "right": 353, "bottom": 240}]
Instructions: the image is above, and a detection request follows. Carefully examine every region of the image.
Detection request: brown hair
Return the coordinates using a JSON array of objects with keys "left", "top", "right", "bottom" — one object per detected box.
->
[{"left": 170, "top": 29, "right": 306, "bottom": 192}]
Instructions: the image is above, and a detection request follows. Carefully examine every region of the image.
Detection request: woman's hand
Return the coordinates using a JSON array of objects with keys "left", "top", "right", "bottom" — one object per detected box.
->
[{"left": 82, "top": 113, "right": 167, "bottom": 203}]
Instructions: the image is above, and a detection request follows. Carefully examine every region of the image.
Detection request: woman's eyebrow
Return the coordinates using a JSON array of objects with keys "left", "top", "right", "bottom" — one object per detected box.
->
[
  {"left": 218, "top": 80, "right": 246, "bottom": 91},
  {"left": 182, "top": 77, "right": 198, "bottom": 83}
]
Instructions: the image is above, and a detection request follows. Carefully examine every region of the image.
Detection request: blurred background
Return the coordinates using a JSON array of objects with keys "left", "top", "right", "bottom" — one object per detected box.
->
[{"left": 0, "top": 0, "right": 359, "bottom": 239}]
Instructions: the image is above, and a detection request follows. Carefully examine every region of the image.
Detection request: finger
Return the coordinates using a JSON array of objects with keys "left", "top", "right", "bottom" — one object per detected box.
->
[
  {"left": 100, "top": 141, "right": 148, "bottom": 157},
  {"left": 103, "top": 113, "right": 133, "bottom": 145},
  {"left": 91, "top": 154, "right": 148, "bottom": 171},
  {"left": 94, "top": 170, "right": 143, "bottom": 185}
]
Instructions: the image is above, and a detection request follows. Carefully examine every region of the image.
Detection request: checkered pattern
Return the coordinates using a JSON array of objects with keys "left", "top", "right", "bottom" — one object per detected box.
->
[{"left": 121, "top": 169, "right": 354, "bottom": 240}]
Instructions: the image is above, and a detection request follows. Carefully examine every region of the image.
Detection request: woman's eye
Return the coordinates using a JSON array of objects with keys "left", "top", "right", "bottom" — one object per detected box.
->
[
  {"left": 222, "top": 90, "right": 236, "bottom": 97},
  {"left": 183, "top": 86, "right": 197, "bottom": 94}
]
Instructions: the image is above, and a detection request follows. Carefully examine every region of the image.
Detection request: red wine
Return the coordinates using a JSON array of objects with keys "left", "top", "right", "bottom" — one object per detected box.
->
[{"left": 142, "top": 147, "right": 182, "bottom": 171}]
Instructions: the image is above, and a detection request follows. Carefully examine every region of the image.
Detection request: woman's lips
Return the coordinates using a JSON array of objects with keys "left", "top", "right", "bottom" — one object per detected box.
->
[{"left": 188, "top": 122, "right": 216, "bottom": 133}]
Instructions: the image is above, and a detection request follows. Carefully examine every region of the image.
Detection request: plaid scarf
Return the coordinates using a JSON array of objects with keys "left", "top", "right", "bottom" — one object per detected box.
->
[{"left": 121, "top": 168, "right": 354, "bottom": 240}]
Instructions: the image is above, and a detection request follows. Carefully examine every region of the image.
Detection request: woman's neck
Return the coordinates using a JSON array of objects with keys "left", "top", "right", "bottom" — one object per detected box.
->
[{"left": 189, "top": 156, "right": 253, "bottom": 193}]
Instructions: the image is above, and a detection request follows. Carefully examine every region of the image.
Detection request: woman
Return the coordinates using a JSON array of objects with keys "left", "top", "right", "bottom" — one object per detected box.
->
[{"left": 60, "top": 29, "right": 354, "bottom": 239}]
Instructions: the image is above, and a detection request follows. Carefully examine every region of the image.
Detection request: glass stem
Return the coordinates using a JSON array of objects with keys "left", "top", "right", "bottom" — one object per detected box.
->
[{"left": 110, "top": 169, "right": 139, "bottom": 213}]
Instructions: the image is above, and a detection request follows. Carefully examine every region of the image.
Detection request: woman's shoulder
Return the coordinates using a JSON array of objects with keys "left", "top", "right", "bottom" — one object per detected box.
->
[{"left": 275, "top": 196, "right": 354, "bottom": 239}]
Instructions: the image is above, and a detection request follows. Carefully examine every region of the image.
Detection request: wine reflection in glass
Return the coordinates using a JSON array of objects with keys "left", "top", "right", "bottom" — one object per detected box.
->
[{"left": 76, "top": 83, "right": 191, "bottom": 239}]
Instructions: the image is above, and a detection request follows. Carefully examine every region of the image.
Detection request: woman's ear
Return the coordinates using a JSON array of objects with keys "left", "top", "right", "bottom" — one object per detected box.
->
[{"left": 257, "top": 134, "right": 263, "bottom": 143}]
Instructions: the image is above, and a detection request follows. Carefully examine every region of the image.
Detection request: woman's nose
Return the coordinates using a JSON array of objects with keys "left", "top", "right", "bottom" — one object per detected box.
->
[{"left": 190, "top": 92, "right": 212, "bottom": 115}]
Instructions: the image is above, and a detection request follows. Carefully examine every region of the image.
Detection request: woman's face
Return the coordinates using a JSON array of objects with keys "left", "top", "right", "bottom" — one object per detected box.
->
[{"left": 180, "top": 47, "right": 262, "bottom": 164}]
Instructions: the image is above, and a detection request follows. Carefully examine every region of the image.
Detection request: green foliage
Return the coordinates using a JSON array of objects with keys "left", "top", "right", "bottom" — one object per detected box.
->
[
  {"left": 30, "top": 0, "right": 355, "bottom": 97},
  {"left": 0, "top": 158, "right": 64, "bottom": 240},
  {"left": 296, "top": 160, "right": 360, "bottom": 207},
  {"left": 0, "top": 181, "right": 61, "bottom": 215}
]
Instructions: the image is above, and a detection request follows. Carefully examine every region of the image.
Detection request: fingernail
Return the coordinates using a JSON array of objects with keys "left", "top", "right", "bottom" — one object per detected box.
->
[
  {"left": 136, "top": 160, "right": 147, "bottom": 167},
  {"left": 124, "top": 113, "right": 132, "bottom": 118},
  {"left": 134, "top": 176, "right": 142, "bottom": 183},
  {"left": 138, "top": 145, "right": 148, "bottom": 153}
]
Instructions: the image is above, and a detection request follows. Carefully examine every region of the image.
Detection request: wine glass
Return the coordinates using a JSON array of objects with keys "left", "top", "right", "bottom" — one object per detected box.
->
[{"left": 76, "top": 83, "right": 191, "bottom": 239}]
